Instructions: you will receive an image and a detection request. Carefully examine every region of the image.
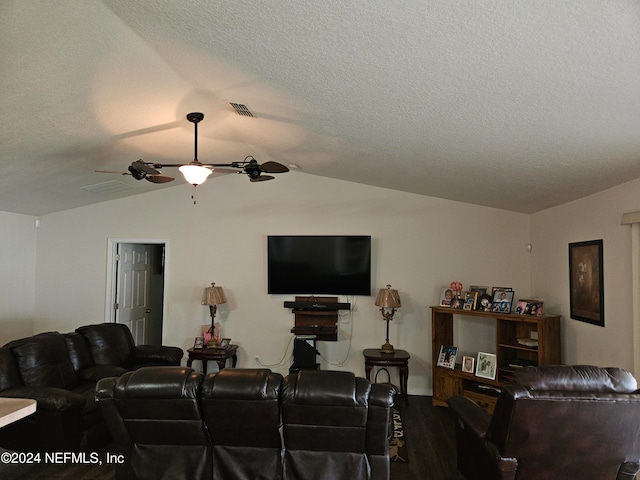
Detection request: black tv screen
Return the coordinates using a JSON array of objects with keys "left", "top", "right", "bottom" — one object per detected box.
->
[{"left": 268, "top": 235, "right": 371, "bottom": 295}]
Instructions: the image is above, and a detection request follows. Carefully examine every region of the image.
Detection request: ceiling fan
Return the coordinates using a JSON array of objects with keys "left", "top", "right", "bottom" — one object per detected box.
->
[{"left": 98, "top": 112, "right": 289, "bottom": 186}]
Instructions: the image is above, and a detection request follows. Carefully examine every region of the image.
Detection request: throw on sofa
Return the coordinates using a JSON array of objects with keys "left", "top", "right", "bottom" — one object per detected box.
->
[
  {"left": 0, "top": 323, "right": 183, "bottom": 453},
  {"left": 96, "top": 367, "right": 396, "bottom": 480},
  {"left": 447, "top": 365, "right": 640, "bottom": 480}
]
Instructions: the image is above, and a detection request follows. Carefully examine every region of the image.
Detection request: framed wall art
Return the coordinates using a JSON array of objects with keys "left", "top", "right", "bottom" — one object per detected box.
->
[{"left": 569, "top": 239, "right": 604, "bottom": 327}]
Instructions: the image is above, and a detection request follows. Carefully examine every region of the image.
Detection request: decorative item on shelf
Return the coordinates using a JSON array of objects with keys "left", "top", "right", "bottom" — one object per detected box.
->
[
  {"left": 515, "top": 299, "right": 544, "bottom": 315},
  {"left": 375, "top": 284, "right": 401, "bottom": 353},
  {"left": 449, "top": 281, "right": 463, "bottom": 298},
  {"left": 436, "top": 345, "right": 457, "bottom": 369},
  {"left": 201, "top": 282, "right": 227, "bottom": 348},
  {"left": 463, "top": 291, "right": 478, "bottom": 310},
  {"left": 193, "top": 336, "right": 205, "bottom": 349}
]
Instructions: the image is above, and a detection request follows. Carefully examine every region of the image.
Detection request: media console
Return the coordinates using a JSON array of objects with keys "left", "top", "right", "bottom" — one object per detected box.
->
[{"left": 285, "top": 297, "right": 351, "bottom": 341}]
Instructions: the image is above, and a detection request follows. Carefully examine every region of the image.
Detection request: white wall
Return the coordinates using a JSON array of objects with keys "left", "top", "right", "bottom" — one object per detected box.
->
[
  {"left": 531, "top": 177, "right": 640, "bottom": 373},
  {"left": 0, "top": 211, "right": 37, "bottom": 343},
  {"left": 13, "top": 172, "right": 530, "bottom": 395}
]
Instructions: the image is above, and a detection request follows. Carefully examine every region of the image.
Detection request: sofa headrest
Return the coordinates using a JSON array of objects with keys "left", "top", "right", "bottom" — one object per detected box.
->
[
  {"left": 76, "top": 323, "right": 135, "bottom": 367},
  {"left": 292, "top": 370, "right": 360, "bottom": 406},
  {"left": 514, "top": 365, "right": 638, "bottom": 393},
  {"left": 0, "top": 347, "right": 22, "bottom": 391},
  {"left": 4, "top": 332, "right": 78, "bottom": 389},
  {"left": 115, "top": 366, "right": 202, "bottom": 400},
  {"left": 201, "top": 368, "right": 281, "bottom": 400}
]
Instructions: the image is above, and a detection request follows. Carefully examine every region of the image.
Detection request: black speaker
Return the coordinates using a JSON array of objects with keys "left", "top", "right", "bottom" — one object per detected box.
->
[{"left": 293, "top": 336, "right": 317, "bottom": 368}]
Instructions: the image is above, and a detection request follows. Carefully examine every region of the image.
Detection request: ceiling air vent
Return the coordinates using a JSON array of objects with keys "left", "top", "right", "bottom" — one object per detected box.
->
[
  {"left": 80, "top": 180, "right": 133, "bottom": 195},
  {"left": 229, "top": 102, "right": 255, "bottom": 117}
]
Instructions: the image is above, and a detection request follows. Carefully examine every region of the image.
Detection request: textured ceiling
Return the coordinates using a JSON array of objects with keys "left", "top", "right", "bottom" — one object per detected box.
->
[{"left": 2, "top": 0, "right": 640, "bottom": 215}]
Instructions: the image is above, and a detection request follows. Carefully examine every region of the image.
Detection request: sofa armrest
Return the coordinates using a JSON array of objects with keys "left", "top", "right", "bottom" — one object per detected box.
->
[
  {"left": 132, "top": 345, "right": 183, "bottom": 366},
  {"left": 0, "top": 386, "right": 85, "bottom": 412},
  {"left": 447, "top": 395, "right": 492, "bottom": 439}
]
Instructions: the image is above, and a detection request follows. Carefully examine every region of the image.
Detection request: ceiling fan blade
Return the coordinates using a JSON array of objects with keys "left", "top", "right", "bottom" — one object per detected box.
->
[
  {"left": 146, "top": 175, "right": 175, "bottom": 184},
  {"left": 259, "top": 161, "right": 289, "bottom": 174},
  {"left": 213, "top": 167, "right": 241, "bottom": 174},
  {"left": 250, "top": 175, "right": 274, "bottom": 182},
  {"left": 131, "top": 160, "right": 160, "bottom": 176},
  {"left": 96, "top": 170, "right": 128, "bottom": 175}
]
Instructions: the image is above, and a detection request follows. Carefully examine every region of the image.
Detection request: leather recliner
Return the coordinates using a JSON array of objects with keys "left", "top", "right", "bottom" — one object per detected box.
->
[
  {"left": 96, "top": 366, "right": 211, "bottom": 480},
  {"left": 201, "top": 368, "right": 284, "bottom": 480},
  {"left": 281, "top": 369, "right": 395, "bottom": 480},
  {"left": 447, "top": 365, "right": 640, "bottom": 480}
]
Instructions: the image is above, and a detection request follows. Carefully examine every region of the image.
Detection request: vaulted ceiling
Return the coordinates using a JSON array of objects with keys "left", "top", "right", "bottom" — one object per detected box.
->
[{"left": 2, "top": 1, "right": 640, "bottom": 216}]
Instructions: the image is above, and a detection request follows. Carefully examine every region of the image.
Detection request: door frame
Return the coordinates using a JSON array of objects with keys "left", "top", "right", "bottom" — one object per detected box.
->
[{"left": 105, "top": 238, "right": 170, "bottom": 344}]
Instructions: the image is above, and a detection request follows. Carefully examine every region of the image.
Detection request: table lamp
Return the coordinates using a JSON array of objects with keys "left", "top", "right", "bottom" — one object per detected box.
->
[
  {"left": 375, "top": 284, "right": 401, "bottom": 353},
  {"left": 201, "top": 282, "right": 227, "bottom": 348}
]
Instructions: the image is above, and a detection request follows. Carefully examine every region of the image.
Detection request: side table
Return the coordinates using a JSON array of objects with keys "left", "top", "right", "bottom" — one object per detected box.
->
[
  {"left": 363, "top": 348, "right": 410, "bottom": 402},
  {"left": 187, "top": 345, "right": 238, "bottom": 374}
]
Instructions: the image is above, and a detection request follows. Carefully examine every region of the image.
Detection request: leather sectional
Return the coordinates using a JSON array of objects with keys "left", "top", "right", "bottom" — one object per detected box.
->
[
  {"left": 0, "top": 323, "right": 183, "bottom": 452},
  {"left": 96, "top": 367, "right": 396, "bottom": 480}
]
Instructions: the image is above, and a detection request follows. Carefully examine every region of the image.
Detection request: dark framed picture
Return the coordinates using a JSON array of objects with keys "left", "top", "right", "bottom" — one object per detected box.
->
[
  {"left": 569, "top": 239, "right": 604, "bottom": 327},
  {"left": 491, "top": 290, "right": 514, "bottom": 313},
  {"left": 219, "top": 338, "right": 231, "bottom": 349},
  {"left": 476, "top": 293, "right": 493, "bottom": 311},
  {"left": 469, "top": 285, "right": 489, "bottom": 296}
]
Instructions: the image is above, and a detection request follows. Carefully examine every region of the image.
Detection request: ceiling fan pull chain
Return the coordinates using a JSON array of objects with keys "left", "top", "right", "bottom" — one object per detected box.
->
[{"left": 191, "top": 185, "right": 197, "bottom": 205}]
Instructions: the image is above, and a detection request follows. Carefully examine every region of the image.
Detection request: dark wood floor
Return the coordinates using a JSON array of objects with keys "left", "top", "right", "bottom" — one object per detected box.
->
[{"left": 0, "top": 395, "right": 464, "bottom": 480}]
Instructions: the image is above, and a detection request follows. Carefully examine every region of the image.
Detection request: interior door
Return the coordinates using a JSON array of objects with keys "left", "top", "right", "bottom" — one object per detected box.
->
[{"left": 115, "top": 243, "right": 151, "bottom": 345}]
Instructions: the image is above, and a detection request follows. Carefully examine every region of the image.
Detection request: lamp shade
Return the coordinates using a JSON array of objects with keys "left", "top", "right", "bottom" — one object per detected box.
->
[
  {"left": 201, "top": 282, "right": 227, "bottom": 306},
  {"left": 375, "top": 284, "right": 401, "bottom": 308},
  {"left": 179, "top": 163, "right": 212, "bottom": 185}
]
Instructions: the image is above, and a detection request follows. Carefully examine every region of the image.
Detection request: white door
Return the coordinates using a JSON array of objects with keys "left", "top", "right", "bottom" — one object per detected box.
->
[{"left": 115, "top": 243, "right": 151, "bottom": 345}]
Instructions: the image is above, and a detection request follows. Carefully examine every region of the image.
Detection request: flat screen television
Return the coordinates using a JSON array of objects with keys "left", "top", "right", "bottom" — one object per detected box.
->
[{"left": 268, "top": 235, "right": 371, "bottom": 295}]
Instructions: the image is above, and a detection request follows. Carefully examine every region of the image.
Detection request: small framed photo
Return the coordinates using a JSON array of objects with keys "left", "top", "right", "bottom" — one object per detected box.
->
[
  {"left": 491, "top": 290, "right": 514, "bottom": 313},
  {"left": 440, "top": 287, "right": 455, "bottom": 307},
  {"left": 437, "top": 345, "right": 458, "bottom": 369},
  {"left": 462, "top": 355, "right": 475, "bottom": 374},
  {"left": 463, "top": 291, "right": 478, "bottom": 310},
  {"left": 475, "top": 352, "right": 497, "bottom": 380},
  {"left": 219, "top": 338, "right": 231, "bottom": 349},
  {"left": 193, "top": 336, "right": 205, "bottom": 349}
]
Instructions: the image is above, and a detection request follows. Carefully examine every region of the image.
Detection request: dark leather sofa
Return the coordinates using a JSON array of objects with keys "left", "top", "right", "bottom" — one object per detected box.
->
[
  {"left": 0, "top": 323, "right": 183, "bottom": 453},
  {"left": 447, "top": 365, "right": 640, "bottom": 480},
  {"left": 96, "top": 367, "right": 395, "bottom": 480}
]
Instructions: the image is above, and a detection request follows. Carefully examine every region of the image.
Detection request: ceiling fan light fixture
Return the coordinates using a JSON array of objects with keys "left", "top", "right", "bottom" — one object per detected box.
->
[{"left": 179, "top": 163, "right": 212, "bottom": 185}]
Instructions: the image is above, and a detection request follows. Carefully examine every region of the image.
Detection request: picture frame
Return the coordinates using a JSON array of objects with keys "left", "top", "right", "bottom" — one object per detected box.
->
[
  {"left": 437, "top": 345, "right": 457, "bottom": 369},
  {"left": 475, "top": 352, "right": 497, "bottom": 380},
  {"left": 476, "top": 293, "right": 493, "bottom": 311},
  {"left": 462, "top": 355, "right": 475, "bottom": 374},
  {"left": 492, "top": 286, "right": 513, "bottom": 294},
  {"left": 515, "top": 299, "right": 544, "bottom": 316},
  {"left": 193, "top": 336, "right": 204, "bottom": 349},
  {"left": 569, "top": 240, "right": 604, "bottom": 327},
  {"left": 219, "top": 338, "right": 231, "bottom": 349},
  {"left": 463, "top": 291, "right": 478, "bottom": 310},
  {"left": 469, "top": 285, "right": 489, "bottom": 296},
  {"left": 440, "top": 287, "right": 456, "bottom": 307},
  {"left": 491, "top": 290, "right": 514, "bottom": 313}
]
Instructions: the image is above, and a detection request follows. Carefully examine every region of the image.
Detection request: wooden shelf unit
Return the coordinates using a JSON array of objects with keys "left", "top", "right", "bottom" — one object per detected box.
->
[{"left": 431, "top": 306, "right": 561, "bottom": 412}]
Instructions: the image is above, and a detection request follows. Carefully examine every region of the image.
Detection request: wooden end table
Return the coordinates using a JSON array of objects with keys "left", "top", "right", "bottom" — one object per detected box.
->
[
  {"left": 363, "top": 348, "right": 410, "bottom": 402},
  {"left": 187, "top": 344, "right": 238, "bottom": 374}
]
